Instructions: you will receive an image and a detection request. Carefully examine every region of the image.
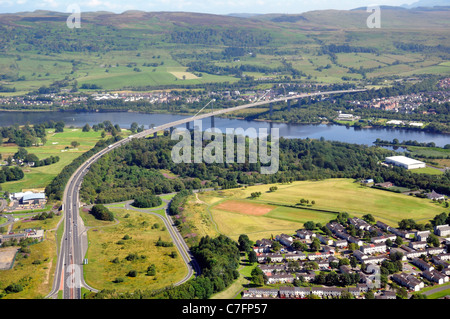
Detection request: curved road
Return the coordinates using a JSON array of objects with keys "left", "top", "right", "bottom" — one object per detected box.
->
[{"left": 47, "top": 88, "right": 365, "bottom": 299}]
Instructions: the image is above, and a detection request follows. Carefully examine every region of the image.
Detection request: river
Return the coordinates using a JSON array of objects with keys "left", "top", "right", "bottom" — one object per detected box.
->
[{"left": 1, "top": 111, "right": 449, "bottom": 147}]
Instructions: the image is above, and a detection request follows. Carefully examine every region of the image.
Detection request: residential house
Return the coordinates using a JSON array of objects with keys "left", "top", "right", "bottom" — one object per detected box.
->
[
  {"left": 334, "top": 239, "right": 348, "bottom": 248},
  {"left": 427, "top": 190, "right": 445, "bottom": 201},
  {"left": 276, "top": 234, "right": 294, "bottom": 247},
  {"left": 307, "top": 251, "right": 333, "bottom": 261},
  {"left": 254, "top": 238, "right": 273, "bottom": 253},
  {"left": 296, "top": 270, "right": 316, "bottom": 282},
  {"left": 376, "top": 291, "right": 396, "bottom": 299},
  {"left": 360, "top": 243, "right": 387, "bottom": 255},
  {"left": 326, "top": 222, "right": 346, "bottom": 234},
  {"left": 348, "top": 217, "right": 372, "bottom": 231},
  {"left": 348, "top": 236, "right": 364, "bottom": 247},
  {"left": 416, "top": 230, "right": 430, "bottom": 242},
  {"left": 404, "top": 249, "right": 428, "bottom": 259},
  {"left": 284, "top": 252, "right": 306, "bottom": 261},
  {"left": 353, "top": 250, "right": 368, "bottom": 262},
  {"left": 412, "top": 258, "right": 435, "bottom": 272},
  {"left": 371, "top": 234, "right": 396, "bottom": 244},
  {"left": 390, "top": 228, "right": 414, "bottom": 239},
  {"left": 435, "top": 225, "right": 450, "bottom": 237},
  {"left": 317, "top": 260, "right": 330, "bottom": 269},
  {"left": 257, "top": 253, "right": 284, "bottom": 263},
  {"left": 258, "top": 264, "right": 287, "bottom": 275},
  {"left": 242, "top": 288, "right": 278, "bottom": 299},
  {"left": 317, "top": 234, "right": 334, "bottom": 246},
  {"left": 427, "top": 247, "right": 446, "bottom": 255},
  {"left": 438, "top": 253, "right": 450, "bottom": 261},
  {"left": 409, "top": 241, "right": 428, "bottom": 250},
  {"left": 392, "top": 273, "right": 424, "bottom": 291},
  {"left": 296, "top": 229, "right": 316, "bottom": 240},
  {"left": 311, "top": 287, "right": 343, "bottom": 299},
  {"left": 364, "top": 255, "right": 388, "bottom": 265},
  {"left": 279, "top": 287, "right": 310, "bottom": 299},
  {"left": 376, "top": 221, "right": 391, "bottom": 232},
  {"left": 266, "top": 273, "right": 294, "bottom": 284},
  {"left": 421, "top": 270, "right": 449, "bottom": 285}
]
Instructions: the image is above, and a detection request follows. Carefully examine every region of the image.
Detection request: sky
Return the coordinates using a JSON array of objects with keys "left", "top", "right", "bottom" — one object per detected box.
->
[{"left": 0, "top": 0, "right": 424, "bottom": 14}]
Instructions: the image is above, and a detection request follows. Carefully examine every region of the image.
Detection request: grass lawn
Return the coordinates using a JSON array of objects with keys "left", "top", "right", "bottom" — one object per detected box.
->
[
  {"left": 0, "top": 128, "right": 105, "bottom": 193},
  {"left": 411, "top": 167, "right": 444, "bottom": 175},
  {"left": 81, "top": 208, "right": 188, "bottom": 292},
  {"left": 186, "top": 179, "right": 445, "bottom": 242}
]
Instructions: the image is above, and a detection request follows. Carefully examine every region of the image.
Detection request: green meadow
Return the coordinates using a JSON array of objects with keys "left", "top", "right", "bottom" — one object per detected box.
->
[
  {"left": 0, "top": 128, "right": 105, "bottom": 193},
  {"left": 189, "top": 178, "right": 445, "bottom": 242},
  {"left": 81, "top": 208, "right": 188, "bottom": 292}
]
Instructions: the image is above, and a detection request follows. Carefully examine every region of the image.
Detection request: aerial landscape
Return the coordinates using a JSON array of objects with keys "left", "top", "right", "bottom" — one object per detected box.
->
[{"left": 0, "top": 0, "right": 449, "bottom": 311}]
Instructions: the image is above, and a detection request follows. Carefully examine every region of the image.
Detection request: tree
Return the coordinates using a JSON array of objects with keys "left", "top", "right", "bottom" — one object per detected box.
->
[
  {"left": 132, "top": 195, "right": 162, "bottom": 208},
  {"left": 251, "top": 267, "right": 267, "bottom": 286},
  {"left": 238, "top": 234, "right": 252, "bottom": 252},
  {"left": 14, "top": 147, "right": 28, "bottom": 160},
  {"left": 310, "top": 237, "right": 321, "bottom": 251},
  {"left": 55, "top": 121, "right": 65, "bottom": 133},
  {"left": 147, "top": 264, "right": 156, "bottom": 276},
  {"left": 427, "top": 234, "right": 440, "bottom": 247},
  {"left": 5, "top": 283, "right": 23, "bottom": 294},
  {"left": 130, "top": 122, "right": 139, "bottom": 133},
  {"left": 248, "top": 250, "right": 257, "bottom": 264},
  {"left": 82, "top": 124, "right": 91, "bottom": 132},
  {"left": 304, "top": 221, "right": 316, "bottom": 230},
  {"left": 362, "top": 214, "right": 375, "bottom": 223},
  {"left": 90, "top": 204, "right": 114, "bottom": 221},
  {"left": 71, "top": 141, "right": 80, "bottom": 148}
]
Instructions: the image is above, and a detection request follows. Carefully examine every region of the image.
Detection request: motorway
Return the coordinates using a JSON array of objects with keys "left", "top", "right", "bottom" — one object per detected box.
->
[{"left": 47, "top": 88, "right": 365, "bottom": 299}]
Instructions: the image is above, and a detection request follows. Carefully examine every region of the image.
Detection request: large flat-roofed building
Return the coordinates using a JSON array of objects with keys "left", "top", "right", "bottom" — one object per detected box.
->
[
  {"left": 385, "top": 156, "right": 426, "bottom": 170},
  {"left": 9, "top": 191, "right": 46, "bottom": 208}
]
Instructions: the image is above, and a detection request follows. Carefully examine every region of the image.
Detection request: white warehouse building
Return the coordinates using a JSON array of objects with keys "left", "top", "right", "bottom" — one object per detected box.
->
[{"left": 385, "top": 156, "right": 426, "bottom": 170}]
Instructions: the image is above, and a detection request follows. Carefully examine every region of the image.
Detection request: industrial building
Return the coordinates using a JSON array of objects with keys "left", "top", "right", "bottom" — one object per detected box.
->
[{"left": 385, "top": 156, "right": 426, "bottom": 170}]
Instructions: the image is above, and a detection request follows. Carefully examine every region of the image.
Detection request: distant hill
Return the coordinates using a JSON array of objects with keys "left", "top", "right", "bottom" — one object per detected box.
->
[{"left": 402, "top": 0, "right": 450, "bottom": 8}]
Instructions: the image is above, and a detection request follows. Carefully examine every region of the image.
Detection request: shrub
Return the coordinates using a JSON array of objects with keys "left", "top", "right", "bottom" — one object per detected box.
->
[{"left": 90, "top": 204, "right": 114, "bottom": 221}]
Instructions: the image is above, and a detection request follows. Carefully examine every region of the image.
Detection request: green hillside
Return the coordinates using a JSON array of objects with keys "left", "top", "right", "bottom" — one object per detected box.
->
[{"left": 0, "top": 8, "right": 449, "bottom": 93}]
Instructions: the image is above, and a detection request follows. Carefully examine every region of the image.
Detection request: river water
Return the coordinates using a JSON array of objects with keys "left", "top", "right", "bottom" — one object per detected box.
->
[{"left": 1, "top": 111, "right": 448, "bottom": 147}]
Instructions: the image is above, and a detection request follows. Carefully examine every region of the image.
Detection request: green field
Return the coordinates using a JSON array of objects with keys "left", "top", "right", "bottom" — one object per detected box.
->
[
  {"left": 411, "top": 167, "right": 444, "bottom": 175},
  {"left": 81, "top": 208, "right": 188, "bottom": 292},
  {"left": 190, "top": 178, "right": 445, "bottom": 241},
  {"left": 0, "top": 128, "right": 109, "bottom": 193}
]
